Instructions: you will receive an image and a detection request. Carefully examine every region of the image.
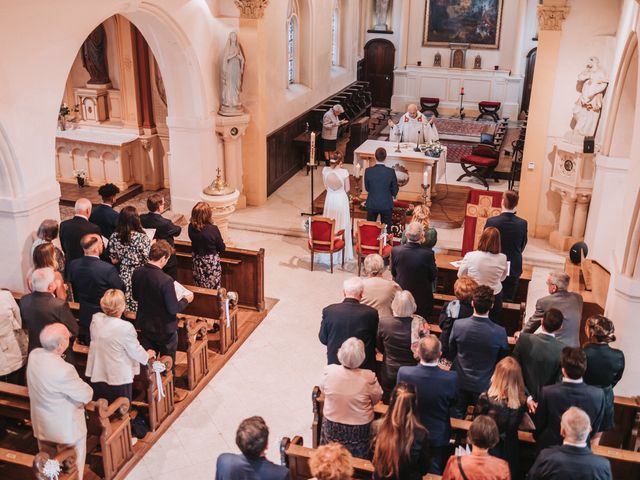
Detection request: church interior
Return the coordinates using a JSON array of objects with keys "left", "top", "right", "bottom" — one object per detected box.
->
[{"left": 0, "top": 0, "right": 639, "bottom": 479}]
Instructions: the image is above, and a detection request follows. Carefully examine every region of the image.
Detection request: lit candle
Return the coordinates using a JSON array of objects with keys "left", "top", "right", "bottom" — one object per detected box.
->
[
  {"left": 423, "top": 169, "right": 429, "bottom": 187},
  {"left": 354, "top": 163, "right": 361, "bottom": 179},
  {"left": 309, "top": 132, "right": 316, "bottom": 165},
  {"left": 461, "top": 87, "right": 464, "bottom": 95}
]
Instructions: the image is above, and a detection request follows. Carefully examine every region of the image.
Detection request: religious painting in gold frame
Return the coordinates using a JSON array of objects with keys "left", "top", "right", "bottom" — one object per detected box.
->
[{"left": 422, "top": 0, "right": 504, "bottom": 49}]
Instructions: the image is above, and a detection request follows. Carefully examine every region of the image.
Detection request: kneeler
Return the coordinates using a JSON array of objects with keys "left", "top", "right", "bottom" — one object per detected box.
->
[{"left": 461, "top": 189, "right": 503, "bottom": 255}]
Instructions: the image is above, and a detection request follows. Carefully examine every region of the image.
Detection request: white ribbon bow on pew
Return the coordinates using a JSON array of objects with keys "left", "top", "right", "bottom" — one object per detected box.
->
[
  {"left": 42, "top": 459, "right": 62, "bottom": 480},
  {"left": 225, "top": 298, "right": 231, "bottom": 328},
  {"left": 152, "top": 361, "right": 167, "bottom": 401}
]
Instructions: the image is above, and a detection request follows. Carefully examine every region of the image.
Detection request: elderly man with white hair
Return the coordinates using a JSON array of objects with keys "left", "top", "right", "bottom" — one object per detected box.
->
[
  {"left": 19, "top": 267, "right": 78, "bottom": 354},
  {"left": 391, "top": 222, "right": 438, "bottom": 318},
  {"left": 319, "top": 277, "right": 379, "bottom": 371},
  {"left": 360, "top": 254, "right": 400, "bottom": 318},
  {"left": 388, "top": 103, "right": 439, "bottom": 144},
  {"left": 319, "top": 337, "right": 382, "bottom": 458},
  {"left": 521, "top": 270, "right": 584, "bottom": 347},
  {"left": 27, "top": 323, "right": 93, "bottom": 480},
  {"left": 528, "top": 406, "right": 612, "bottom": 479},
  {"left": 322, "top": 103, "right": 348, "bottom": 162},
  {"left": 59, "top": 197, "right": 101, "bottom": 273}
]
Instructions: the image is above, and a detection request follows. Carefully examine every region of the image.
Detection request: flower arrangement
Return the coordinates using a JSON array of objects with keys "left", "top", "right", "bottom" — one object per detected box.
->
[
  {"left": 424, "top": 141, "right": 445, "bottom": 158},
  {"left": 72, "top": 169, "right": 87, "bottom": 187},
  {"left": 58, "top": 103, "right": 79, "bottom": 131}
]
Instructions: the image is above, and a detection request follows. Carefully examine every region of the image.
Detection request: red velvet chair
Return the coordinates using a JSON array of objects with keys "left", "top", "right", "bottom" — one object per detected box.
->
[
  {"left": 354, "top": 220, "right": 393, "bottom": 276},
  {"left": 457, "top": 144, "right": 500, "bottom": 189},
  {"left": 420, "top": 97, "right": 440, "bottom": 117},
  {"left": 308, "top": 216, "right": 345, "bottom": 273},
  {"left": 477, "top": 101, "right": 501, "bottom": 122}
]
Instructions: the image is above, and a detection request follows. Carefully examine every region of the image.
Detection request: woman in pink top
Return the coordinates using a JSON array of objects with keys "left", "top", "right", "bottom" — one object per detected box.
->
[
  {"left": 320, "top": 337, "right": 383, "bottom": 459},
  {"left": 442, "top": 415, "right": 511, "bottom": 480}
]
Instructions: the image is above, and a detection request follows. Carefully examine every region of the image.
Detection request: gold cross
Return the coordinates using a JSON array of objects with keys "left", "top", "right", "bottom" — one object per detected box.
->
[{"left": 466, "top": 195, "right": 501, "bottom": 250}]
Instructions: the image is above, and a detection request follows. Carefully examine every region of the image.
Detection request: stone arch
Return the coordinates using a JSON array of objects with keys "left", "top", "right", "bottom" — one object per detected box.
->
[{"left": 0, "top": 123, "right": 22, "bottom": 198}]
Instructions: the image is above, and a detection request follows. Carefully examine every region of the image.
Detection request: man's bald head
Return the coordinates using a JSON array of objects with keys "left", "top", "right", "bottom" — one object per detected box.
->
[
  {"left": 39, "top": 323, "right": 71, "bottom": 354},
  {"left": 407, "top": 104, "right": 418, "bottom": 117},
  {"left": 75, "top": 198, "right": 92, "bottom": 217}
]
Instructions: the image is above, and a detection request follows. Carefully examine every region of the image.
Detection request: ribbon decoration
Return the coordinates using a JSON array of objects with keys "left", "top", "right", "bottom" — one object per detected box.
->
[
  {"left": 152, "top": 361, "right": 166, "bottom": 401},
  {"left": 225, "top": 298, "right": 231, "bottom": 328},
  {"left": 42, "top": 459, "right": 62, "bottom": 480}
]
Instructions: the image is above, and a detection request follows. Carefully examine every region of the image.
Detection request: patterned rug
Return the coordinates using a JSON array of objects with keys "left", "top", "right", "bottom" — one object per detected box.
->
[
  {"left": 441, "top": 140, "right": 474, "bottom": 164},
  {"left": 434, "top": 117, "right": 494, "bottom": 137}
]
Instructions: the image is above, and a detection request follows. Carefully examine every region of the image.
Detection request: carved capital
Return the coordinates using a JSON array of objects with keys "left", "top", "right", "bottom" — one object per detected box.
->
[
  {"left": 234, "top": 0, "right": 270, "bottom": 19},
  {"left": 537, "top": 4, "right": 570, "bottom": 31}
]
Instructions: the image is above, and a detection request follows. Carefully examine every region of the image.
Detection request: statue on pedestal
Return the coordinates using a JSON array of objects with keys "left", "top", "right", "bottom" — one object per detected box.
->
[
  {"left": 571, "top": 56, "right": 608, "bottom": 138},
  {"left": 219, "top": 31, "right": 245, "bottom": 116},
  {"left": 374, "top": 0, "right": 390, "bottom": 31},
  {"left": 81, "top": 24, "right": 110, "bottom": 85}
]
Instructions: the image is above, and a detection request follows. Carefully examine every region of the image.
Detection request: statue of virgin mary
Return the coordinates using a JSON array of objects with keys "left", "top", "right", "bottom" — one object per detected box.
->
[{"left": 219, "top": 31, "right": 245, "bottom": 116}]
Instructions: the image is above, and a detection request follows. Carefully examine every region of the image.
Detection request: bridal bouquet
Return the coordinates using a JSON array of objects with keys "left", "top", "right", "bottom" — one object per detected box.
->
[{"left": 424, "top": 141, "right": 444, "bottom": 158}]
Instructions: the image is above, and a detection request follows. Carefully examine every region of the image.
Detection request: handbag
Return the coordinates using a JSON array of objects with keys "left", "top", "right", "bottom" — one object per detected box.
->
[{"left": 457, "top": 456, "right": 470, "bottom": 480}]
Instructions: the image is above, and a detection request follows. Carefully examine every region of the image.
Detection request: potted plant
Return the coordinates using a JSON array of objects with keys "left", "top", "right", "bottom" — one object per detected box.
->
[
  {"left": 58, "top": 103, "right": 79, "bottom": 131},
  {"left": 73, "top": 169, "right": 87, "bottom": 187}
]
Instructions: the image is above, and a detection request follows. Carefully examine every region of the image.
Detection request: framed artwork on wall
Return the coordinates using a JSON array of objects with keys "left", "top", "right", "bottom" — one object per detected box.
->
[{"left": 423, "top": 0, "right": 504, "bottom": 49}]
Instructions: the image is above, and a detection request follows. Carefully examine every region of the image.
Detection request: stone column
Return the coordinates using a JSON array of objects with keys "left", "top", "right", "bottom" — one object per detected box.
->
[
  {"left": 115, "top": 15, "right": 142, "bottom": 132},
  {"left": 571, "top": 194, "right": 591, "bottom": 238},
  {"left": 557, "top": 190, "right": 577, "bottom": 236},
  {"left": 517, "top": 1, "right": 570, "bottom": 236},
  {"left": 215, "top": 114, "right": 250, "bottom": 209}
]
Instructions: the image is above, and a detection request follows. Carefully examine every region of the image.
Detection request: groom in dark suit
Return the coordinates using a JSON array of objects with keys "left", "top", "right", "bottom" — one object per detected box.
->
[{"left": 364, "top": 147, "right": 398, "bottom": 232}]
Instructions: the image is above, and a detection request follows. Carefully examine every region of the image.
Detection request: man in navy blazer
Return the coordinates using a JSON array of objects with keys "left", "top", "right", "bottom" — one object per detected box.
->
[
  {"left": 534, "top": 347, "right": 605, "bottom": 451},
  {"left": 68, "top": 234, "right": 125, "bottom": 344},
  {"left": 319, "top": 277, "right": 379, "bottom": 371},
  {"left": 364, "top": 147, "right": 398, "bottom": 232},
  {"left": 449, "top": 285, "right": 509, "bottom": 418},
  {"left": 60, "top": 198, "right": 101, "bottom": 275},
  {"left": 485, "top": 190, "right": 527, "bottom": 301},
  {"left": 140, "top": 193, "right": 182, "bottom": 280},
  {"left": 89, "top": 183, "right": 120, "bottom": 240},
  {"left": 529, "top": 406, "right": 612, "bottom": 479},
  {"left": 397, "top": 335, "right": 457, "bottom": 474}
]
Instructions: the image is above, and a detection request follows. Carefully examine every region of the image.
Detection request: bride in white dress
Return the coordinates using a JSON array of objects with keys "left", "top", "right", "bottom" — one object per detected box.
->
[{"left": 319, "top": 155, "right": 353, "bottom": 263}]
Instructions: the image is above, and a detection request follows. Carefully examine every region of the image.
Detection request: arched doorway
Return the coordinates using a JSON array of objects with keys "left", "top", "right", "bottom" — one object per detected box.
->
[{"left": 363, "top": 39, "right": 395, "bottom": 108}]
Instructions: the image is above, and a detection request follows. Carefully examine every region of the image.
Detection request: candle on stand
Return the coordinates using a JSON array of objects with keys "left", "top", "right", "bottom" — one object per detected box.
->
[
  {"left": 423, "top": 169, "right": 429, "bottom": 187},
  {"left": 354, "top": 163, "right": 361, "bottom": 179},
  {"left": 460, "top": 87, "right": 464, "bottom": 95},
  {"left": 309, "top": 132, "right": 316, "bottom": 165}
]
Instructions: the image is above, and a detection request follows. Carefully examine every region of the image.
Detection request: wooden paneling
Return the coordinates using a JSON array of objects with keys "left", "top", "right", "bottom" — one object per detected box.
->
[{"left": 267, "top": 114, "right": 310, "bottom": 196}]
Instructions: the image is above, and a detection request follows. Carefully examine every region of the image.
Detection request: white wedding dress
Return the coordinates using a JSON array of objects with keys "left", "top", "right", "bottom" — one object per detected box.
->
[{"left": 318, "top": 166, "right": 353, "bottom": 263}]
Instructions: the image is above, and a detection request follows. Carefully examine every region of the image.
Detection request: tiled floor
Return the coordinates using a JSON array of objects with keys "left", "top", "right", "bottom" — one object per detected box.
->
[{"left": 126, "top": 226, "right": 555, "bottom": 479}]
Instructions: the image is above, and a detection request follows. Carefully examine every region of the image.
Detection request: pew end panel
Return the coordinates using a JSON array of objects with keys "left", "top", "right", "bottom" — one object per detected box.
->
[
  {"left": 33, "top": 447, "right": 79, "bottom": 480},
  {"left": 132, "top": 355, "right": 174, "bottom": 432},
  {"left": 176, "top": 316, "right": 210, "bottom": 391}
]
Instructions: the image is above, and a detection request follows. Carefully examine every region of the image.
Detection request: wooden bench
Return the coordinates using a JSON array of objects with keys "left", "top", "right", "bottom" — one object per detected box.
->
[
  {"left": 176, "top": 316, "right": 210, "bottom": 391},
  {"left": 435, "top": 254, "right": 532, "bottom": 305},
  {"left": 130, "top": 356, "right": 174, "bottom": 433},
  {"left": 311, "top": 387, "right": 640, "bottom": 479},
  {"left": 280, "top": 436, "right": 441, "bottom": 480},
  {"left": 0, "top": 446, "right": 79, "bottom": 480},
  {"left": 0, "top": 382, "right": 133, "bottom": 480},
  {"left": 175, "top": 240, "right": 265, "bottom": 311}
]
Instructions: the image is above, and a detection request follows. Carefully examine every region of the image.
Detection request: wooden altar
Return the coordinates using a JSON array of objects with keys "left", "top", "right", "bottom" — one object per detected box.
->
[{"left": 354, "top": 140, "right": 447, "bottom": 203}]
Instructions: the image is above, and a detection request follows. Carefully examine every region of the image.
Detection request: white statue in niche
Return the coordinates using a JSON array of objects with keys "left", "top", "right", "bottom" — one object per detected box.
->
[
  {"left": 571, "top": 56, "right": 608, "bottom": 138},
  {"left": 374, "top": 0, "right": 390, "bottom": 31},
  {"left": 219, "top": 31, "right": 245, "bottom": 116}
]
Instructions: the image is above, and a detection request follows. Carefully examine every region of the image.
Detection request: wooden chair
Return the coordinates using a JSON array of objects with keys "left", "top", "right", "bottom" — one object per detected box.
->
[
  {"left": 420, "top": 96, "right": 440, "bottom": 117},
  {"left": 457, "top": 144, "right": 500, "bottom": 189},
  {"left": 354, "top": 220, "right": 392, "bottom": 276},
  {"left": 308, "top": 216, "right": 346, "bottom": 273},
  {"left": 476, "top": 101, "right": 501, "bottom": 121}
]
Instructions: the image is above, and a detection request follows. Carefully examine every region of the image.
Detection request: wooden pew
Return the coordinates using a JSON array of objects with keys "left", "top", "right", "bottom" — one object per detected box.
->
[
  {"left": 311, "top": 387, "right": 640, "bottom": 479},
  {"left": 0, "top": 382, "right": 132, "bottom": 480},
  {"left": 0, "top": 446, "right": 79, "bottom": 480},
  {"left": 601, "top": 395, "right": 640, "bottom": 451},
  {"left": 280, "top": 436, "right": 441, "bottom": 480},
  {"left": 175, "top": 240, "right": 265, "bottom": 311},
  {"left": 131, "top": 356, "right": 174, "bottom": 433},
  {"left": 176, "top": 316, "right": 210, "bottom": 391},
  {"left": 435, "top": 253, "right": 533, "bottom": 305}
]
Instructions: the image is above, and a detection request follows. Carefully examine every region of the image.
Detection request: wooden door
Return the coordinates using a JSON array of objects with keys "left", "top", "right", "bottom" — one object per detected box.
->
[
  {"left": 521, "top": 48, "right": 537, "bottom": 113},
  {"left": 364, "top": 39, "right": 395, "bottom": 108}
]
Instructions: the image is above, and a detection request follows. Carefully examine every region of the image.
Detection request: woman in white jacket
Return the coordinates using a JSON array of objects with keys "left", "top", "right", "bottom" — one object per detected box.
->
[
  {"left": 86, "top": 289, "right": 153, "bottom": 403},
  {"left": 0, "top": 290, "right": 26, "bottom": 384}
]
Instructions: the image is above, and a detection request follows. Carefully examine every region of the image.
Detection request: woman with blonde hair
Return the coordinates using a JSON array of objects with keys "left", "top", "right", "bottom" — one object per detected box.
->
[
  {"left": 188, "top": 201, "right": 226, "bottom": 289},
  {"left": 401, "top": 204, "right": 437, "bottom": 249},
  {"left": 475, "top": 356, "right": 526, "bottom": 477},
  {"left": 372, "top": 382, "right": 430, "bottom": 480},
  {"left": 583, "top": 314, "right": 625, "bottom": 436},
  {"left": 85, "top": 289, "right": 153, "bottom": 403},
  {"left": 439, "top": 276, "right": 478, "bottom": 362},
  {"left": 28, "top": 243, "right": 67, "bottom": 300},
  {"left": 309, "top": 442, "right": 354, "bottom": 480},
  {"left": 458, "top": 226, "right": 508, "bottom": 321}
]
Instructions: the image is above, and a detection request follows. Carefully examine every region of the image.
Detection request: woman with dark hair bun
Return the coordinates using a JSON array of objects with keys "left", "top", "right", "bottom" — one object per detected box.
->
[
  {"left": 108, "top": 206, "right": 151, "bottom": 312},
  {"left": 583, "top": 314, "right": 625, "bottom": 437}
]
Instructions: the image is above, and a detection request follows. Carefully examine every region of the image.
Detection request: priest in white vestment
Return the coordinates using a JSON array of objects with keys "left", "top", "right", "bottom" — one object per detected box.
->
[{"left": 388, "top": 104, "right": 439, "bottom": 144}]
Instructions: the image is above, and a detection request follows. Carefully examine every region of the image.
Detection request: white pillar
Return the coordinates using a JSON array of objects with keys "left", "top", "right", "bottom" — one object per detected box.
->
[
  {"left": 558, "top": 191, "right": 577, "bottom": 236},
  {"left": 571, "top": 194, "right": 591, "bottom": 238},
  {"left": 215, "top": 114, "right": 250, "bottom": 209}
]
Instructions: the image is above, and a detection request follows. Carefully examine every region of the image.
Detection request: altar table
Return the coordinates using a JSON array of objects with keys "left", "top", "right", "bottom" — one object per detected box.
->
[{"left": 354, "top": 140, "right": 447, "bottom": 203}]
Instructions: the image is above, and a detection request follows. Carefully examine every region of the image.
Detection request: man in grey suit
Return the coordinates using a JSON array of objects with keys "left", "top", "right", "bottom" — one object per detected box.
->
[
  {"left": 521, "top": 271, "right": 583, "bottom": 347},
  {"left": 27, "top": 323, "right": 93, "bottom": 480}
]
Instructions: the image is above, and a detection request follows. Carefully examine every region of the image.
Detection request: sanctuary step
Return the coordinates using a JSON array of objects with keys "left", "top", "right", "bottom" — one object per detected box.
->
[{"left": 59, "top": 182, "right": 143, "bottom": 207}]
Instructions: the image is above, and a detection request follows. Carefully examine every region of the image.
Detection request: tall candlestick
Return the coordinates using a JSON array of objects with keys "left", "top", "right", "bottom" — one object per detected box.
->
[
  {"left": 309, "top": 132, "right": 316, "bottom": 165},
  {"left": 423, "top": 169, "right": 429, "bottom": 187}
]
